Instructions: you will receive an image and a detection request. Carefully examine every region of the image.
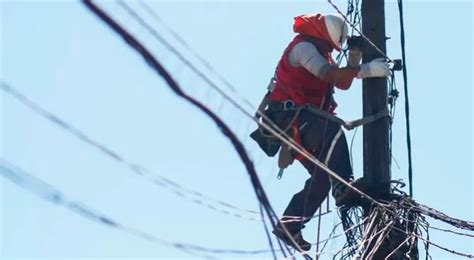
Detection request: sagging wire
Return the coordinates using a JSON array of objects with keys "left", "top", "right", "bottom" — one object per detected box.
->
[
  {"left": 81, "top": 1, "right": 294, "bottom": 258},
  {"left": 429, "top": 226, "right": 474, "bottom": 238},
  {"left": 0, "top": 160, "right": 356, "bottom": 259},
  {"left": 1, "top": 81, "right": 336, "bottom": 226},
  {"left": 0, "top": 161, "right": 261, "bottom": 259},
  {"left": 137, "top": 0, "right": 238, "bottom": 96},
  {"left": 0, "top": 81, "right": 264, "bottom": 221}
]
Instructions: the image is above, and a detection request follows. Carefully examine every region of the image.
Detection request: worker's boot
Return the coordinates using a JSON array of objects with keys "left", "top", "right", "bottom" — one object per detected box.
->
[
  {"left": 273, "top": 223, "right": 312, "bottom": 251},
  {"left": 332, "top": 177, "right": 369, "bottom": 206}
]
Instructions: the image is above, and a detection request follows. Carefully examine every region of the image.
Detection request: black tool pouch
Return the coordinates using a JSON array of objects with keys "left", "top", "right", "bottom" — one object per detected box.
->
[{"left": 250, "top": 110, "right": 296, "bottom": 157}]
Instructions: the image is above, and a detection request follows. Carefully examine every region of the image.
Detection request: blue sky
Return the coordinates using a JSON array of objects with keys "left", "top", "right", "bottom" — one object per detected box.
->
[{"left": 1, "top": 0, "right": 472, "bottom": 259}]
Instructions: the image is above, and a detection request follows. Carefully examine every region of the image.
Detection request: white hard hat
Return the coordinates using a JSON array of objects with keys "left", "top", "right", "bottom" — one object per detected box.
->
[{"left": 324, "top": 14, "right": 348, "bottom": 50}]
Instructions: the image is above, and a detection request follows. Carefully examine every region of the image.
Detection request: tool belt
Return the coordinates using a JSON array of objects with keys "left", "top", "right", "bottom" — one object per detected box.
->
[
  {"left": 250, "top": 100, "right": 298, "bottom": 157},
  {"left": 250, "top": 99, "right": 389, "bottom": 157}
]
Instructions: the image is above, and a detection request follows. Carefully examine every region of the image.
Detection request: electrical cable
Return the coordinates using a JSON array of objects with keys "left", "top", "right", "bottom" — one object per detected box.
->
[
  {"left": 397, "top": 0, "right": 414, "bottom": 197},
  {"left": 0, "top": 161, "right": 264, "bottom": 258},
  {"left": 0, "top": 160, "right": 346, "bottom": 259},
  {"left": 0, "top": 81, "right": 262, "bottom": 221},
  {"left": 81, "top": 1, "right": 293, "bottom": 257}
]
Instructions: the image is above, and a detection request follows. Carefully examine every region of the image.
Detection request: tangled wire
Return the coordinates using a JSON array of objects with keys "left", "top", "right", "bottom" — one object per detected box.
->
[{"left": 334, "top": 184, "right": 474, "bottom": 259}]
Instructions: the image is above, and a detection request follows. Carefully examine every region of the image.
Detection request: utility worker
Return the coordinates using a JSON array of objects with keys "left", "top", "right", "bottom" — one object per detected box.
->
[{"left": 250, "top": 13, "right": 390, "bottom": 251}]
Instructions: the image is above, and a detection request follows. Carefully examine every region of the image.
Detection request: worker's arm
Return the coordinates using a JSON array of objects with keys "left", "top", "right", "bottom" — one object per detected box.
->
[
  {"left": 332, "top": 48, "right": 363, "bottom": 89},
  {"left": 289, "top": 42, "right": 358, "bottom": 90},
  {"left": 323, "top": 58, "right": 392, "bottom": 86},
  {"left": 290, "top": 42, "right": 391, "bottom": 89},
  {"left": 322, "top": 67, "right": 359, "bottom": 90}
]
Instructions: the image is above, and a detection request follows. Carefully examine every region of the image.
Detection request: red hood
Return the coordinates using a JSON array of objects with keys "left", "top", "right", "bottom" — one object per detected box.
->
[{"left": 293, "top": 13, "right": 339, "bottom": 51}]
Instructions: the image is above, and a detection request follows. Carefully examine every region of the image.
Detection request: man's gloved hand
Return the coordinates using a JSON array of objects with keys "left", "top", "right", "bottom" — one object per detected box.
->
[
  {"left": 357, "top": 58, "right": 391, "bottom": 79},
  {"left": 347, "top": 48, "right": 362, "bottom": 67}
]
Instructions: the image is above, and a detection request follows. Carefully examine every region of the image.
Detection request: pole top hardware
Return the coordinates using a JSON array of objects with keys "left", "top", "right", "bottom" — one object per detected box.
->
[{"left": 392, "top": 59, "right": 403, "bottom": 71}]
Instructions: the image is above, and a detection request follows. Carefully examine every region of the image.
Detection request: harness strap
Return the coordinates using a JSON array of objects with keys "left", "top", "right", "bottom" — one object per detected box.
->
[
  {"left": 303, "top": 104, "right": 389, "bottom": 130},
  {"left": 256, "top": 101, "right": 388, "bottom": 180},
  {"left": 344, "top": 109, "right": 390, "bottom": 130},
  {"left": 304, "top": 104, "right": 346, "bottom": 125},
  {"left": 254, "top": 77, "right": 277, "bottom": 119},
  {"left": 325, "top": 129, "right": 343, "bottom": 188}
]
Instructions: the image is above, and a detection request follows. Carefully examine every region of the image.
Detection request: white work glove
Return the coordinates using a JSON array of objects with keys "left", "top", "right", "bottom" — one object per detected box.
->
[
  {"left": 357, "top": 58, "right": 391, "bottom": 79},
  {"left": 347, "top": 48, "right": 362, "bottom": 67}
]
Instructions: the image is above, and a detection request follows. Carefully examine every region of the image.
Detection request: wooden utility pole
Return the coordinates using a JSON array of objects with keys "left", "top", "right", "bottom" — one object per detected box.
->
[
  {"left": 360, "top": 1, "right": 401, "bottom": 258},
  {"left": 361, "top": 0, "right": 391, "bottom": 196}
]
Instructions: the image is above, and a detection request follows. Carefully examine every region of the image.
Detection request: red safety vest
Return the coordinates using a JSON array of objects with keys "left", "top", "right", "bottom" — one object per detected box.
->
[{"left": 269, "top": 34, "right": 337, "bottom": 112}]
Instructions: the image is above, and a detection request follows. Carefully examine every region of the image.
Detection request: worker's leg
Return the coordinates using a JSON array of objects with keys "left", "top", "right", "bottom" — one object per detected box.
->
[
  {"left": 273, "top": 112, "right": 353, "bottom": 251},
  {"left": 280, "top": 111, "right": 353, "bottom": 229},
  {"left": 273, "top": 112, "right": 333, "bottom": 250},
  {"left": 278, "top": 112, "right": 337, "bottom": 230},
  {"left": 280, "top": 159, "right": 331, "bottom": 232}
]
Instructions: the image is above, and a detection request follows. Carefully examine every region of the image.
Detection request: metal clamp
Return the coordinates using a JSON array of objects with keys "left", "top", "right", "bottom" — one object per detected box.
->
[{"left": 282, "top": 100, "right": 295, "bottom": 111}]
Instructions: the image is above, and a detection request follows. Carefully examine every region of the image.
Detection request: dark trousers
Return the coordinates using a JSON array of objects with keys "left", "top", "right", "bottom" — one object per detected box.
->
[{"left": 281, "top": 110, "right": 353, "bottom": 232}]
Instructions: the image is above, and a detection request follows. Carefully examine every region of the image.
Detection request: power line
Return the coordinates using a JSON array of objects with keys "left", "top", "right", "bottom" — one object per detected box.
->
[
  {"left": 0, "top": 159, "right": 357, "bottom": 259},
  {"left": 0, "top": 81, "right": 263, "bottom": 221},
  {"left": 0, "top": 160, "right": 301, "bottom": 258},
  {"left": 81, "top": 1, "right": 292, "bottom": 257},
  {"left": 397, "top": 0, "right": 414, "bottom": 197},
  {"left": 1, "top": 80, "right": 335, "bottom": 226},
  {"left": 137, "top": 0, "right": 238, "bottom": 94}
]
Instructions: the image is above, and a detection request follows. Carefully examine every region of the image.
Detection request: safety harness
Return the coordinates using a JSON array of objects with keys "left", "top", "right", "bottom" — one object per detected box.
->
[{"left": 254, "top": 91, "right": 389, "bottom": 179}]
